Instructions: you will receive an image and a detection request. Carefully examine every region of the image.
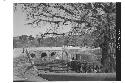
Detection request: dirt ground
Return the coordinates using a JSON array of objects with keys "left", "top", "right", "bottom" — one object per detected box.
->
[{"left": 13, "top": 49, "right": 48, "bottom": 82}]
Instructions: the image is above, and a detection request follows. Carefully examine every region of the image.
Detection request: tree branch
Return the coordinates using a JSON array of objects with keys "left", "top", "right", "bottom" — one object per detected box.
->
[
  {"left": 53, "top": 5, "right": 75, "bottom": 16},
  {"left": 44, "top": 32, "right": 65, "bottom": 36},
  {"left": 24, "top": 3, "right": 87, "bottom": 26},
  {"left": 69, "top": 3, "right": 80, "bottom": 14},
  {"left": 26, "top": 19, "right": 62, "bottom": 25}
]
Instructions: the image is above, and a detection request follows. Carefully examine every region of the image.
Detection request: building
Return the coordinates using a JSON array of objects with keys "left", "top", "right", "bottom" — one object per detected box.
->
[{"left": 27, "top": 47, "right": 101, "bottom": 64}]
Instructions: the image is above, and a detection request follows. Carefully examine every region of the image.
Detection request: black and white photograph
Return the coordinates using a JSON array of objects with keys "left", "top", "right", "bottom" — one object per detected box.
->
[{"left": 13, "top": 2, "right": 119, "bottom": 82}]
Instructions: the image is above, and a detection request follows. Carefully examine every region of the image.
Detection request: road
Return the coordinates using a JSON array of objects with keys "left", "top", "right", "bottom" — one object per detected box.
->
[{"left": 38, "top": 73, "right": 116, "bottom": 81}]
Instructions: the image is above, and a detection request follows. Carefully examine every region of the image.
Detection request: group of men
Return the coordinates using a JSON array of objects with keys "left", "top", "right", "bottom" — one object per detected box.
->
[{"left": 67, "top": 57, "right": 102, "bottom": 73}]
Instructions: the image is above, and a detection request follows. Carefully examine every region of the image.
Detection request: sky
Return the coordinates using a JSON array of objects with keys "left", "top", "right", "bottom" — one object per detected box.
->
[{"left": 13, "top": 5, "right": 71, "bottom": 37}]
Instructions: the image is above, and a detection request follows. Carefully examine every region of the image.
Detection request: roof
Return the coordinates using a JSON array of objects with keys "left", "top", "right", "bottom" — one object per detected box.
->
[
  {"left": 25, "top": 47, "right": 101, "bottom": 53},
  {"left": 27, "top": 47, "right": 82, "bottom": 51},
  {"left": 28, "top": 47, "right": 63, "bottom": 51}
]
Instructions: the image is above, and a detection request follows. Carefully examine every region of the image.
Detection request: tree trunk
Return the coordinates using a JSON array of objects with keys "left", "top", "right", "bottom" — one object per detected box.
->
[{"left": 100, "top": 35, "right": 116, "bottom": 73}]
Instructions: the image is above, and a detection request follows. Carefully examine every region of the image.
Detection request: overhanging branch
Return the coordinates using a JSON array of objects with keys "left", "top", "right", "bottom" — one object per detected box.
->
[{"left": 26, "top": 19, "right": 62, "bottom": 25}]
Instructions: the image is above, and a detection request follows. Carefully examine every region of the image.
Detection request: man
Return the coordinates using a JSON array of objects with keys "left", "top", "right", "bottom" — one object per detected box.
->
[
  {"left": 81, "top": 60, "right": 88, "bottom": 73},
  {"left": 22, "top": 48, "right": 25, "bottom": 53}
]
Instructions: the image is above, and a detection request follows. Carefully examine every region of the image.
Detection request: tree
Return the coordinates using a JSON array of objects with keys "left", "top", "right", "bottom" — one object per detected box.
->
[
  {"left": 19, "top": 35, "right": 28, "bottom": 42},
  {"left": 14, "top": 3, "right": 116, "bottom": 72},
  {"left": 28, "top": 35, "right": 34, "bottom": 41}
]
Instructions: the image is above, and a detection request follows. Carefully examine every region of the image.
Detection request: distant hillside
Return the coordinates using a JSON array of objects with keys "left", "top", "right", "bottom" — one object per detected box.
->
[
  {"left": 13, "top": 33, "right": 95, "bottom": 48},
  {"left": 13, "top": 36, "right": 65, "bottom": 48}
]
